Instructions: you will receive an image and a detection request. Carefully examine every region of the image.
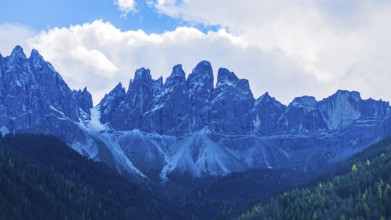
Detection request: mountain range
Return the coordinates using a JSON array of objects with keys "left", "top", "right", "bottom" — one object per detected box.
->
[{"left": 1, "top": 46, "right": 391, "bottom": 181}]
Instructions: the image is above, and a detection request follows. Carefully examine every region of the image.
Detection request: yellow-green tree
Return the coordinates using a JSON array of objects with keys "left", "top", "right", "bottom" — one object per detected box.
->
[{"left": 352, "top": 164, "right": 357, "bottom": 172}]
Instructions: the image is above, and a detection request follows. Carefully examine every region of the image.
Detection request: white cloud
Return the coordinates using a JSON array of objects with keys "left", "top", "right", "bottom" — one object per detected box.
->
[
  {"left": 155, "top": 0, "right": 181, "bottom": 17},
  {"left": 22, "top": 20, "right": 321, "bottom": 105},
  {"left": 0, "top": 23, "right": 36, "bottom": 55},
  {"left": 114, "top": 0, "right": 136, "bottom": 15},
  {"left": 69, "top": 46, "right": 119, "bottom": 74},
  {"left": 2, "top": 0, "right": 391, "bottom": 106},
  {"left": 152, "top": 0, "right": 391, "bottom": 101}
]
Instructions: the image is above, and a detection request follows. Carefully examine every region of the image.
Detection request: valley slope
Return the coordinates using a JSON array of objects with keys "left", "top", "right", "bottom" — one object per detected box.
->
[{"left": 238, "top": 135, "right": 391, "bottom": 220}]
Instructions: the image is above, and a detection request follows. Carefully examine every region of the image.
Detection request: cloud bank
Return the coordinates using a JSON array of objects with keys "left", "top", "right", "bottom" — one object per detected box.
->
[
  {"left": 0, "top": 1, "right": 391, "bottom": 105},
  {"left": 26, "top": 20, "right": 320, "bottom": 104},
  {"left": 153, "top": 0, "right": 391, "bottom": 100}
]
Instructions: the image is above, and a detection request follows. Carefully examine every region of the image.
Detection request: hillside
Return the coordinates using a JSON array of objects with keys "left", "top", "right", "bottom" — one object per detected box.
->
[
  {"left": 0, "top": 134, "right": 318, "bottom": 219},
  {"left": 238, "top": 136, "right": 391, "bottom": 220},
  {"left": 0, "top": 134, "right": 179, "bottom": 220}
]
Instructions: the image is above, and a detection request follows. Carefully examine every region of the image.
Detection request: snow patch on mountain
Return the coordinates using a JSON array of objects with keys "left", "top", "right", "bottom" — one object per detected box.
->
[
  {"left": 78, "top": 107, "right": 146, "bottom": 178},
  {"left": 0, "top": 126, "right": 9, "bottom": 136},
  {"left": 88, "top": 107, "right": 108, "bottom": 131}
]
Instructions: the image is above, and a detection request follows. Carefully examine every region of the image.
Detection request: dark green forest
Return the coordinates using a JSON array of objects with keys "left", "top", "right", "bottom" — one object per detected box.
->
[
  {"left": 176, "top": 168, "right": 309, "bottom": 219},
  {"left": 0, "top": 134, "right": 313, "bottom": 219},
  {"left": 238, "top": 137, "right": 391, "bottom": 220},
  {"left": 2, "top": 133, "right": 391, "bottom": 220},
  {"left": 0, "top": 134, "right": 179, "bottom": 220}
]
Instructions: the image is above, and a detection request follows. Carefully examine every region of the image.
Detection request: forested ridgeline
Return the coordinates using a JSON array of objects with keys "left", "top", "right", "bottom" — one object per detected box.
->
[
  {"left": 0, "top": 134, "right": 179, "bottom": 220},
  {"left": 3, "top": 133, "right": 391, "bottom": 220},
  {"left": 238, "top": 137, "right": 391, "bottom": 220}
]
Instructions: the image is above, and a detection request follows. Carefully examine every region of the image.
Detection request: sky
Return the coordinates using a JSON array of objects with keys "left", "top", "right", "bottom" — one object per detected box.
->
[{"left": 1, "top": 0, "right": 391, "bottom": 105}]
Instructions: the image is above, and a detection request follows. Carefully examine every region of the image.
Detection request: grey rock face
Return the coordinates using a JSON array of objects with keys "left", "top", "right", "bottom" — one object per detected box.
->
[
  {"left": 278, "top": 96, "right": 327, "bottom": 132},
  {"left": 100, "top": 61, "right": 257, "bottom": 136},
  {"left": 98, "top": 82, "right": 126, "bottom": 123},
  {"left": 74, "top": 87, "right": 93, "bottom": 114},
  {"left": 187, "top": 60, "right": 214, "bottom": 131},
  {"left": 210, "top": 68, "right": 254, "bottom": 134},
  {"left": 318, "top": 90, "right": 390, "bottom": 130},
  {"left": 250, "top": 92, "right": 286, "bottom": 135},
  {"left": 0, "top": 46, "right": 95, "bottom": 157},
  {"left": 111, "top": 68, "right": 155, "bottom": 130},
  {"left": 151, "top": 64, "right": 191, "bottom": 135},
  {"left": 100, "top": 61, "right": 214, "bottom": 135}
]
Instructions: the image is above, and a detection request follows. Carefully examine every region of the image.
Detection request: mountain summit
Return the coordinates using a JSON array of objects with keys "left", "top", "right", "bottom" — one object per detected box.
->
[
  {"left": 1, "top": 46, "right": 391, "bottom": 180},
  {"left": 0, "top": 46, "right": 93, "bottom": 151}
]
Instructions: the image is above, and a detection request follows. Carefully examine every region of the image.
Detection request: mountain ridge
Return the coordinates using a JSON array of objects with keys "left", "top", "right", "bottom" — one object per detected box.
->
[
  {"left": 98, "top": 59, "right": 390, "bottom": 136},
  {"left": 1, "top": 45, "right": 391, "bottom": 181}
]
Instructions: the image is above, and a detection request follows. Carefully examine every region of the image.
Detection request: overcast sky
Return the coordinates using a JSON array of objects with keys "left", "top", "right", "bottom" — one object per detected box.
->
[{"left": 1, "top": 0, "right": 391, "bottom": 105}]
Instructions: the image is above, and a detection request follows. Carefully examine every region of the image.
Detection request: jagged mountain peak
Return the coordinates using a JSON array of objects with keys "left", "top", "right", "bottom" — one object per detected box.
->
[
  {"left": 0, "top": 46, "right": 95, "bottom": 160},
  {"left": 128, "top": 68, "right": 153, "bottom": 91},
  {"left": 216, "top": 67, "right": 239, "bottom": 87},
  {"left": 256, "top": 92, "right": 273, "bottom": 104},
  {"left": 255, "top": 92, "right": 285, "bottom": 107},
  {"left": 187, "top": 60, "right": 214, "bottom": 102},
  {"left": 251, "top": 92, "right": 286, "bottom": 135},
  {"left": 11, "top": 45, "right": 25, "bottom": 57},
  {"left": 8, "top": 45, "right": 27, "bottom": 63},
  {"left": 30, "top": 49, "right": 42, "bottom": 59},
  {"left": 153, "top": 76, "right": 163, "bottom": 88},
  {"left": 237, "top": 79, "right": 253, "bottom": 96},
  {"left": 74, "top": 86, "right": 88, "bottom": 93},
  {"left": 152, "top": 77, "right": 164, "bottom": 96},
  {"left": 291, "top": 96, "right": 317, "bottom": 108},
  {"left": 336, "top": 89, "right": 360, "bottom": 96},
  {"left": 327, "top": 90, "right": 361, "bottom": 102},
  {"left": 7, "top": 46, "right": 47, "bottom": 68},
  {"left": 214, "top": 67, "right": 254, "bottom": 98},
  {"left": 196, "top": 60, "right": 211, "bottom": 66},
  {"left": 319, "top": 90, "right": 363, "bottom": 130},
  {"left": 113, "top": 82, "right": 125, "bottom": 92},
  {"left": 186, "top": 61, "right": 214, "bottom": 131},
  {"left": 74, "top": 87, "right": 93, "bottom": 114},
  {"left": 98, "top": 82, "right": 126, "bottom": 118},
  {"left": 134, "top": 67, "right": 151, "bottom": 81},
  {"left": 165, "top": 64, "right": 186, "bottom": 87},
  {"left": 191, "top": 60, "right": 213, "bottom": 76},
  {"left": 127, "top": 68, "right": 153, "bottom": 94},
  {"left": 172, "top": 64, "right": 184, "bottom": 73},
  {"left": 279, "top": 95, "right": 327, "bottom": 132},
  {"left": 28, "top": 51, "right": 56, "bottom": 75},
  {"left": 29, "top": 49, "right": 46, "bottom": 66},
  {"left": 188, "top": 60, "right": 213, "bottom": 84},
  {"left": 258, "top": 91, "right": 271, "bottom": 100},
  {"left": 154, "top": 76, "right": 163, "bottom": 84}
]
